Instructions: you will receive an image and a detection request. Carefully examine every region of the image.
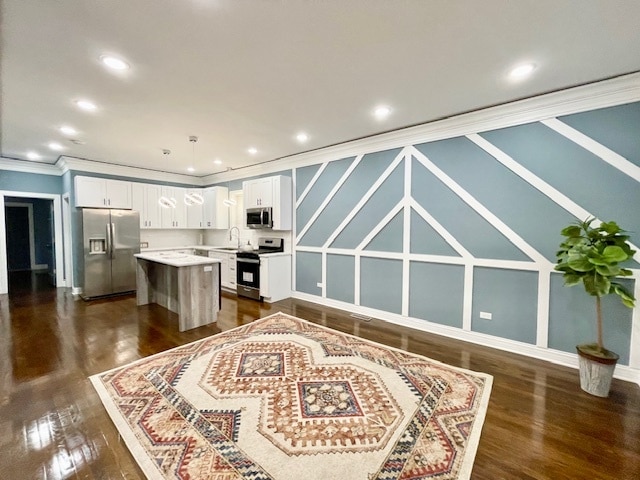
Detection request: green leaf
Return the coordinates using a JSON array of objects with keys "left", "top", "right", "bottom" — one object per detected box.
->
[
  {"left": 583, "top": 274, "right": 610, "bottom": 297},
  {"left": 561, "top": 225, "right": 581, "bottom": 237},
  {"left": 611, "top": 283, "right": 636, "bottom": 308},
  {"left": 562, "top": 274, "right": 582, "bottom": 286},
  {"left": 567, "top": 255, "right": 595, "bottom": 272},
  {"left": 601, "top": 245, "right": 629, "bottom": 263},
  {"left": 595, "top": 264, "right": 621, "bottom": 277},
  {"left": 600, "top": 221, "right": 620, "bottom": 234}
]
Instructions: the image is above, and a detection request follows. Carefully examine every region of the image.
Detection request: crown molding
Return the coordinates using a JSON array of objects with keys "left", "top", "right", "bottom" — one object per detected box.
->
[
  {"left": 0, "top": 157, "right": 61, "bottom": 176},
  {"left": 204, "top": 72, "right": 640, "bottom": 184},
  {"left": 56, "top": 156, "right": 203, "bottom": 186}
]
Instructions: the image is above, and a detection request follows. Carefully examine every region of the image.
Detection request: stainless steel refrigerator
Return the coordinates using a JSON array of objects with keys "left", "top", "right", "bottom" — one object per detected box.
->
[{"left": 81, "top": 208, "right": 140, "bottom": 299}]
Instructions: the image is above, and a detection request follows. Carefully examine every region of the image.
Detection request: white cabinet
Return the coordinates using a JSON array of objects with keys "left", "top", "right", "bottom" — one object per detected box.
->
[
  {"left": 244, "top": 177, "right": 273, "bottom": 208},
  {"left": 186, "top": 189, "right": 205, "bottom": 229},
  {"left": 132, "top": 183, "right": 162, "bottom": 229},
  {"left": 203, "top": 186, "right": 229, "bottom": 229},
  {"left": 75, "top": 176, "right": 132, "bottom": 209},
  {"left": 242, "top": 176, "right": 292, "bottom": 230},
  {"left": 259, "top": 254, "right": 291, "bottom": 302},
  {"left": 208, "top": 251, "right": 236, "bottom": 290},
  {"left": 160, "top": 186, "right": 188, "bottom": 228}
]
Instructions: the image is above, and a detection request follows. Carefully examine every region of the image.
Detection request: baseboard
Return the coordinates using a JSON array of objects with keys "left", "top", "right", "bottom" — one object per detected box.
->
[
  {"left": 71, "top": 287, "right": 83, "bottom": 295},
  {"left": 292, "top": 292, "right": 640, "bottom": 388}
]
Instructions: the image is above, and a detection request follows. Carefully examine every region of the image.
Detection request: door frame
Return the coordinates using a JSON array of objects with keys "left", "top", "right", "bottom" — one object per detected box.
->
[
  {"left": 0, "top": 191, "right": 65, "bottom": 294},
  {"left": 62, "top": 193, "right": 73, "bottom": 290}
]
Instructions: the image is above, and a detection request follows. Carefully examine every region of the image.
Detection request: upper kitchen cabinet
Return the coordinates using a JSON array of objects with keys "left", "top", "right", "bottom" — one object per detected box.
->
[
  {"left": 243, "top": 175, "right": 292, "bottom": 230},
  {"left": 244, "top": 177, "right": 274, "bottom": 208},
  {"left": 186, "top": 189, "right": 205, "bottom": 229},
  {"left": 131, "top": 183, "right": 162, "bottom": 229},
  {"left": 75, "top": 176, "right": 132, "bottom": 209},
  {"left": 203, "top": 186, "right": 229, "bottom": 229},
  {"left": 160, "top": 186, "right": 187, "bottom": 228}
]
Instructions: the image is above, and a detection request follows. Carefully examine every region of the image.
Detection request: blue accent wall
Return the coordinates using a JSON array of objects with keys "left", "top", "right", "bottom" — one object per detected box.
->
[
  {"left": 0, "top": 170, "right": 61, "bottom": 194},
  {"left": 360, "top": 258, "right": 403, "bottom": 314},
  {"left": 480, "top": 123, "right": 640, "bottom": 234},
  {"left": 471, "top": 267, "right": 539, "bottom": 344},
  {"left": 296, "top": 252, "right": 322, "bottom": 296},
  {"left": 294, "top": 100, "right": 639, "bottom": 366},
  {"left": 559, "top": 102, "right": 640, "bottom": 168},
  {"left": 409, "top": 262, "right": 464, "bottom": 328},
  {"left": 326, "top": 254, "right": 355, "bottom": 304}
]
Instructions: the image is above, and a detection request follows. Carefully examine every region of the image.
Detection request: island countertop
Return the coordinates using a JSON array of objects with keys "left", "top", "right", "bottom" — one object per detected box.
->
[{"left": 134, "top": 251, "right": 222, "bottom": 268}]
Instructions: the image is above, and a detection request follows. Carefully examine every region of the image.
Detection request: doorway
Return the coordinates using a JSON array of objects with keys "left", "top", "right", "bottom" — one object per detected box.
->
[
  {"left": 4, "top": 198, "right": 55, "bottom": 293},
  {"left": 0, "top": 192, "right": 64, "bottom": 295}
]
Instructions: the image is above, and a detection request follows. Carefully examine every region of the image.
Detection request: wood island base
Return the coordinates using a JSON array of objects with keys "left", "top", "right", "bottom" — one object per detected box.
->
[{"left": 135, "top": 257, "right": 221, "bottom": 331}]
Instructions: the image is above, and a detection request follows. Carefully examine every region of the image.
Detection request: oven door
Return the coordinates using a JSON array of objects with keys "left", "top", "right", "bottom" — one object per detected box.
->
[{"left": 236, "top": 257, "right": 261, "bottom": 300}]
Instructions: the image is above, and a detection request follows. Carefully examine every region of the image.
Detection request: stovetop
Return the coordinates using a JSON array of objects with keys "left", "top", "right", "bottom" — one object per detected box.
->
[{"left": 236, "top": 237, "right": 284, "bottom": 258}]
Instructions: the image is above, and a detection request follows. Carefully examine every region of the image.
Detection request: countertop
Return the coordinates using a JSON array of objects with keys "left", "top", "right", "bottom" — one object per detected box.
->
[
  {"left": 140, "top": 245, "right": 291, "bottom": 258},
  {"left": 135, "top": 251, "right": 222, "bottom": 267}
]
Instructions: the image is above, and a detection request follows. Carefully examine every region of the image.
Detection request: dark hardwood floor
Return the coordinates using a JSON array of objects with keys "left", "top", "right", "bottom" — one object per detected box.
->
[{"left": 1, "top": 273, "right": 639, "bottom": 479}]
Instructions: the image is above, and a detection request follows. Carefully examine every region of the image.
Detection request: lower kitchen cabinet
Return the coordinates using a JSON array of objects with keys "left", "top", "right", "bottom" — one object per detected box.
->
[
  {"left": 259, "top": 255, "right": 291, "bottom": 302},
  {"left": 208, "top": 251, "right": 236, "bottom": 290}
]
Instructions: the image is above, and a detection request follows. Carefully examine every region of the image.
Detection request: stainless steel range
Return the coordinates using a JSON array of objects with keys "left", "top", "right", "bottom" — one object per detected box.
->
[{"left": 236, "top": 237, "right": 284, "bottom": 300}]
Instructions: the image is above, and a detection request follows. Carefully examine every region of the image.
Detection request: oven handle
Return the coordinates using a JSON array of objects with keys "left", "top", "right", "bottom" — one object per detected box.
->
[{"left": 237, "top": 257, "right": 260, "bottom": 264}]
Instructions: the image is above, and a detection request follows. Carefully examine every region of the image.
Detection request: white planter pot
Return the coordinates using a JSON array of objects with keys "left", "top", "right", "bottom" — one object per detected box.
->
[{"left": 577, "top": 345, "right": 619, "bottom": 397}]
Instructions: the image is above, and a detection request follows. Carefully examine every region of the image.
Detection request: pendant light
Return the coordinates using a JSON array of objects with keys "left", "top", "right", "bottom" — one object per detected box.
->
[
  {"left": 185, "top": 136, "right": 204, "bottom": 206},
  {"left": 222, "top": 167, "right": 237, "bottom": 207},
  {"left": 158, "top": 149, "right": 176, "bottom": 208}
]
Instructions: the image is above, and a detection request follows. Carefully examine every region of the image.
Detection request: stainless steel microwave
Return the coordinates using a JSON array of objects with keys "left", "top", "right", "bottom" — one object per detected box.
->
[{"left": 246, "top": 207, "right": 272, "bottom": 229}]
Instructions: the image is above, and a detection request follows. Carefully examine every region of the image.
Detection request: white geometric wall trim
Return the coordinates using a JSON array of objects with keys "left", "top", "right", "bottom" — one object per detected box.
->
[
  {"left": 296, "top": 154, "right": 363, "bottom": 243},
  {"left": 409, "top": 199, "right": 472, "bottom": 258},
  {"left": 541, "top": 118, "right": 640, "bottom": 183},
  {"left": 294, "top": 87, "right": 640, "bottom": 376},
  {"left": 357, "top": 200, "right": 404, "bottom": 251},
  {"left": 410, "top": 146, "right": 550, "bottom": 265},
  {"left": 467, "top": 132, "right": 640, "bottom": 264},
  {"left": 296, "top": 162, "right": 328, "bottom": 207},
  {"left": 323, "top": 148, "right": 406, "bottom": 248}
]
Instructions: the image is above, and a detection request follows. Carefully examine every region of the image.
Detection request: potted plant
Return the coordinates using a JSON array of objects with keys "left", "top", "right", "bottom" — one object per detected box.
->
[{"left": 555, "top": 217, "right": 636, "bottom": 397}]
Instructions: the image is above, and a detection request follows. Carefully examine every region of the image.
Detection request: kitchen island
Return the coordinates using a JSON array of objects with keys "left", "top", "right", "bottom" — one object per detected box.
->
[{"left": 134, "top": 251, "right": 221, "bottom": 331}]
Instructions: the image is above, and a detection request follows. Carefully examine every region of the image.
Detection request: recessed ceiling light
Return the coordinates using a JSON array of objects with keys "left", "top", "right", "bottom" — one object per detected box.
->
[
  {"left": 509, "top": 63, "right": 536, "bottom": 79},
  {"left": 296, "top": 132, "right": 309, "bottom": 143},
  {"left": 75, "top": 99, "right": 97, "bottom": 111},
  {"left": 26, "top": 151, "right": 41, "bottom": 161},
  {"left": 59, "top": 125, "right": 77, "bottom": 135},
  {"left": 48, "top": 142, "right": 63, "bottom": 151},
  {"left": 373, "top": 105, "right": 391, "bottom": 119},
  {"left": 100, "top": 55, "right": 130, "bottom": 71},
  {"left": 248, "top": 147, "right": 258, "bottom": 155},
  {"left": 213, "top": 159, "right": 222, "bottom": 165},
  {"left": 187, "top": 167, "right": 195, "bottom": 173}
]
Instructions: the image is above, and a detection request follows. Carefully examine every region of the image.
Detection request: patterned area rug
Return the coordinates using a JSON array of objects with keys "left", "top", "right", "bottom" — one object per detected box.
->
[{"left": 91, "top": 312, "right": 492, "bottom": 479}]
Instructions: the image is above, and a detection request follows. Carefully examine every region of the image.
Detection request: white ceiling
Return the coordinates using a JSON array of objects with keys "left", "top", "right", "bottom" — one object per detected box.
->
[{"left": 2, "top": 1, "right": 640, "bottom": 177}]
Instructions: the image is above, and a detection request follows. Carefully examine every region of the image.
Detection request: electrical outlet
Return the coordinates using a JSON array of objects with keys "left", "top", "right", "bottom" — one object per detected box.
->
[
  {"left": 316, "top": 282, "right": 323, "bottom": 288},
  {"left": 140, "top": 241, "right": 149, "bottom": 249},
  {"left": 479, "top": 311, "right": 492, "bottom": 320}
]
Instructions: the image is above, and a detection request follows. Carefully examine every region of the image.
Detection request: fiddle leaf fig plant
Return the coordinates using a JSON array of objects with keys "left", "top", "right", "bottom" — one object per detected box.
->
[{"left": 555, "top": 218, "right": 636, "bottom": 355}]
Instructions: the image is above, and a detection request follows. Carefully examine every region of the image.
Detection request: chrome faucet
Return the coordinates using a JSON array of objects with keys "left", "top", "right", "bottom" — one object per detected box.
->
[{"left": 229, "top": 226, "right": 240, "bottom": 248}]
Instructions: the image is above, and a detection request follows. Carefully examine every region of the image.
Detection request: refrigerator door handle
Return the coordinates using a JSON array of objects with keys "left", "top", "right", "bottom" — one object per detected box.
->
[
  {"left": 110, "top": 223, "right": 116, "bottom": 258},
  {"left": 106, "top": 223, "right": 113, "bottom": 259}
]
